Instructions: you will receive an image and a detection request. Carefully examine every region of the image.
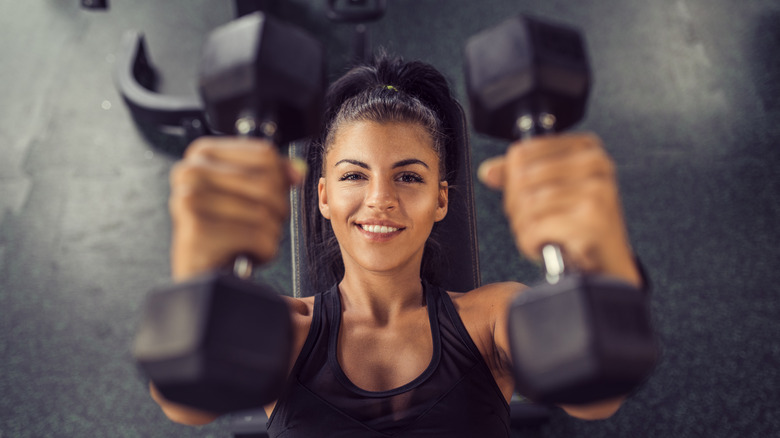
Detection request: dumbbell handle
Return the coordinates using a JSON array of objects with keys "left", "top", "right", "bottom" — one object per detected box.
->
[
  {"left": 515, "top": 111, "right": 567, "bottom": 285},
  {"left": 231, "top": 115, "right": 280, "bottom": 280}
]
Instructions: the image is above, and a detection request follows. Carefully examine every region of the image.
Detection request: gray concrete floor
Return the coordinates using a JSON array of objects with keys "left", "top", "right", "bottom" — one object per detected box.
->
[{"left": 1, "top": 1, "right": 779, "bottom": 437}]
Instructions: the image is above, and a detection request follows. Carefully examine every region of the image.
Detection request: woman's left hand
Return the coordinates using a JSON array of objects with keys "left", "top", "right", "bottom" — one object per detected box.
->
[{"left": 478, "top": 132, "right": 641, "bottom": 287}]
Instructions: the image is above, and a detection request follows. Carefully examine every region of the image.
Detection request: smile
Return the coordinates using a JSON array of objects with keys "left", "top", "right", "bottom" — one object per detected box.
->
[{"left": 359, "top": 224, "right": 402, "bottom": 234}]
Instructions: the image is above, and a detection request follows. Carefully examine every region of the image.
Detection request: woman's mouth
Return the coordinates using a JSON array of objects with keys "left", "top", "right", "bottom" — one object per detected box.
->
[
  {"left": 359, "top": 224, "right": 401, "bottom": 234},
  {"left": 356, "top": 222, "right": 406, "bottom": 241}
]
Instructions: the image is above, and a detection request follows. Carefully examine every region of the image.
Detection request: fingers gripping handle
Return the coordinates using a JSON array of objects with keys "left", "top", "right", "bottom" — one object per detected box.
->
[
  {"left": 232, "top": 115, "right": 279, "bottom": 280},
  {"left": 515, "top": 111, "right": 568, "bottom": 285}
]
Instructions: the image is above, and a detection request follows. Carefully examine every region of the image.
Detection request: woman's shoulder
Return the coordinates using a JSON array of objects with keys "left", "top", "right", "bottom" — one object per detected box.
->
[
  {"left": 280, "top": 295, "right": 318, "bottom": 379},
  {"left": 281, "top": 295, "right": 317, "bottom": 342},
  {"left": 282, "top": 295, "right": 317, "bottom": 321},
  {"left": 447, "top": 281, "right": 527, "bottom": 314}
]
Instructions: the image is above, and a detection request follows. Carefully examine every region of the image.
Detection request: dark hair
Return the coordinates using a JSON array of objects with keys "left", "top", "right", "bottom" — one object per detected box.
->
[
  {"left": 302, "top": 54, "right": 466, "bottom": 293},
  {"left": 322, "top": 84, "right": 446, "bottom": 178}
]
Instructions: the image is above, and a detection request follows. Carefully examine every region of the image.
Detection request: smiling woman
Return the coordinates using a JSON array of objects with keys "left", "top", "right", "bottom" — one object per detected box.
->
[
  {"left": 303, "top": 58, "right": 457, "bottom": 292},
  {"left": 317, "top": 121, "right": 448, "bottom": 279},
  {"left": 155, "top": 53, "right": 639, "bottom": 436}
]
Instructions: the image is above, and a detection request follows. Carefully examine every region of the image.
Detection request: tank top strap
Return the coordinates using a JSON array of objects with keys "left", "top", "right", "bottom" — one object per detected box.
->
[
  {"left": 435, "top": 284, "right": 511, "bottom": 411},
  {"left": 435, "top": 286, "right": 482, "bottom": 360}
]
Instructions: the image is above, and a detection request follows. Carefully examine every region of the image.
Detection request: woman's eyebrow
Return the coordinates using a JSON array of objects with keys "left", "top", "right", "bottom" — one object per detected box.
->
[
  {"left": 334, "top": 159, "right": 369, "bottom": 169},
  {"left": 333, "top": 158, "right": 430, "bottom": 169},
  {"left": 393, "top": 158, "right": 429, "bottom": 169}
]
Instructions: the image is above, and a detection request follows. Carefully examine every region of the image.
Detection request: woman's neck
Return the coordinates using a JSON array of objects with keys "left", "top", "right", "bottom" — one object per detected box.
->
[{"left": 338, "top": 266, "right": 426, "bottom": 324}]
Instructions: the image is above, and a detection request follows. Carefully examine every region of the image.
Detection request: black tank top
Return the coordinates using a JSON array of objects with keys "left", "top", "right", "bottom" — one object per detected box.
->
[{"left": 267, "top": 281, "right": 511, "bottom": 437}]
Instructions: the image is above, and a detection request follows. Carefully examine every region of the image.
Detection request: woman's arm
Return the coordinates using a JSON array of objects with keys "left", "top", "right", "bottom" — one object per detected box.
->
[
  {"left": 481, "top": 132, "right": 642, "bottom": 420},
  {"left": 149, "top": 136, "right": 307, "bottom": 424}
]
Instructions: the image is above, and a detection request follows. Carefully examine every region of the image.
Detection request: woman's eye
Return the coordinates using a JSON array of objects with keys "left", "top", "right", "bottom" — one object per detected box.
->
[
  {"left": 339, "top": 172, "right": 364, "bottom": 181},
  {"left": 398, "top": 173, "right": 424, "bottom": 183}
]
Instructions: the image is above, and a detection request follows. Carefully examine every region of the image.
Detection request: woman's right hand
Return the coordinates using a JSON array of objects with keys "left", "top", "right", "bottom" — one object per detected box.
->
[{"left": 168, "top": 137, "right": 304, "bottom": 281}]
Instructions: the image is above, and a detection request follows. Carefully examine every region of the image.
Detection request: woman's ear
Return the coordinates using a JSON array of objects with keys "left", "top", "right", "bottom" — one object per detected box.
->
[
  {"left": 435, "top": 180, "right": 448, "bottom": 222},
  {"left": 318, "top": 177, "right": 331, "bottom": 219}
]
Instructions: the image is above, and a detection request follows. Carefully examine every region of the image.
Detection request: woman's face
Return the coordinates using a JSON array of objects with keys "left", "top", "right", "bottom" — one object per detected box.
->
[{"left": 318, "top": 120, "right": 448, "bottom": 277}]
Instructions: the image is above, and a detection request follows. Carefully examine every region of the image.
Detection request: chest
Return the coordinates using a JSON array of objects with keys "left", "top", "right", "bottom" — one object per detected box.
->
[
  {"left": 267, "top": 289, "right": 512, "bottom": 437},
  {"left": 337, "top": 309, "right": 434, "bottom": 392}
]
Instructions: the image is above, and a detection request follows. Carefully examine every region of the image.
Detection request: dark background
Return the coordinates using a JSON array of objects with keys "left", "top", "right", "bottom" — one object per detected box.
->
[{"left": 1, "top": 0, "right": 778, "bottom": 437}]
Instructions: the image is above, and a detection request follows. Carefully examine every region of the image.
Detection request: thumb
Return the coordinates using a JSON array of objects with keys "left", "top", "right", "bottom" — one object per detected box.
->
[
  {"left": 477, "top": 156, "right": 507, "bottom": 190},
  {"left": 286, "top": 157, "right": 309, "bottom": 187}
]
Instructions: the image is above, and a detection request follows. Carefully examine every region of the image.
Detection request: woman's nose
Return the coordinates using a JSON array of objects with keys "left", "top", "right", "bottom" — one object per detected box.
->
[{"left": 366, "top": 179, "right": 398, "bottom": 210}]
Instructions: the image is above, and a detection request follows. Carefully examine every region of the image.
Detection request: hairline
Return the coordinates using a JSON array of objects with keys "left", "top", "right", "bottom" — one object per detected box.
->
[{"left": 323, "top": 119, "right": 445, "bottom": 180}]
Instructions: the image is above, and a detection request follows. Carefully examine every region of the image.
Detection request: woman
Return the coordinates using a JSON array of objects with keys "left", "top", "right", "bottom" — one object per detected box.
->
[{"left": 152, "top": 55, "right": 644, "bottom": 436}]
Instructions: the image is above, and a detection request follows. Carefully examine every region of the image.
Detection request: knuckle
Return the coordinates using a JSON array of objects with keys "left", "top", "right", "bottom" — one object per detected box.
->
[
  {"left": 506, "top": 143, "right": 525, "bottom": 164},
  {"left": 168, "top": 189, "right": 188, "bottom": 213},
  {"left": 586, "top": 178, "right": 618, "bottom": 205},
  {"left": 169, "top": 162, "right": 187, "bottom": 186},
  {"left": 529, "top": 185, "right": 555, "bottom": 206},
  {"left": 185, "top": 137, "right": 217, "bottom": 159},
  {"left": 266, "top": 167, "right": 289, "bottom": 193},
  {"left": 171, "top": 161, "right": 205, "bottom": 187},
  {"left": 579, "top": 132, "right": 603, "bottom": 148},
  {"left": 248, "top": 142, "right": 280, "bottom": 166},
  {"left": 579, "top": 195, "right": 601, "bottom": 217},
  {"left": 170, "top": 189, "right": 204, "bottom": 222},
  {"left": 186, "top": 216, "right": 210, "bottom": 236}
]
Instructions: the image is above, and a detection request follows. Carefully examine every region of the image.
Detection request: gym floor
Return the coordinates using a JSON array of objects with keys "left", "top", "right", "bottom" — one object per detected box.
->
[{"left": 1, "top": 1, "right": 778, "bottom": 437}]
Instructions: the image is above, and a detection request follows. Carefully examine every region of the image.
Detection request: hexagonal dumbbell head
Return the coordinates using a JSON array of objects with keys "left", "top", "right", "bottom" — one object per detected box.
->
[
  {"left": 464, "top": 14, "right": 591, "bottom": 140},
  {"left": 199, "top": 12, "right": 325, "bottom": 144},
  {"left": 507, "top": 274, "right": 658, "bottom": 404},
  {"left": 133, "top": 272, "right": 292, "bottom": 413}
]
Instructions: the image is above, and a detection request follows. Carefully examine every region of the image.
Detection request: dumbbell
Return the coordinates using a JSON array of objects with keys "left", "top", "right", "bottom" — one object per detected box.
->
[
  {"left": 464, "top": 14, "right": 658, "bottom": 405},
  {"left": 133, "top": 12, "right": 325, "bottom": 414}
]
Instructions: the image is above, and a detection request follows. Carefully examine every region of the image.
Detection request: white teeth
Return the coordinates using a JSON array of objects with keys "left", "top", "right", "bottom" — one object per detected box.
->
[{"left": 361, "top": 224, "right": 399, "bottom": 234}]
